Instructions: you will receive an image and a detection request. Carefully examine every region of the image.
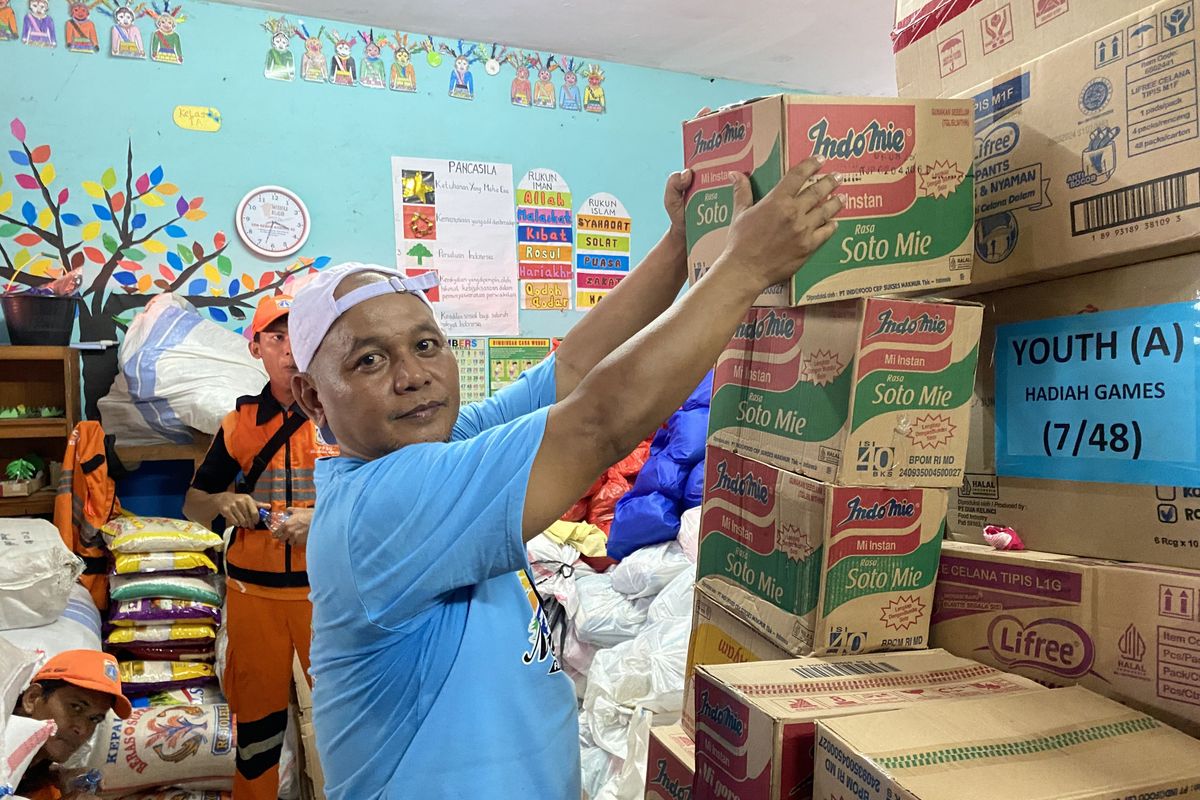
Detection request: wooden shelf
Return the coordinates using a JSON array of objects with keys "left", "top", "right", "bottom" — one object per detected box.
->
[
  {"left": 117, "top": 433, "right": 213, "bottom": 469},
  {"left": 0, "top": 487, "right": 55, "bottom": 516},
  {"left": 0, "top": 418, "right": 70, "bottom": 438}
]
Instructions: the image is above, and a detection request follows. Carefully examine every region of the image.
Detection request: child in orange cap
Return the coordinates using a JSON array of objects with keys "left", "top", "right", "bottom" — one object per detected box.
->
[{"left": 12, "top": 649, "right": 132, "bottom": 800}]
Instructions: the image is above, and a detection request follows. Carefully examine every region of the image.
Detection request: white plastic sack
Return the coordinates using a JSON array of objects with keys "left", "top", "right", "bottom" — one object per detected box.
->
[
  {"left": 0, "top": 518, "right": 84, "bottom": 631},
  {"left": 0, "top": 637, "right": 39, "bottom": 735},
  {"left": 527, "top": 534, "right": 594, "bottom": 619},
  {"left": 1, "top": 583, "right": 102, "bottom": 659},
  {"left": 1, "top": 716, "right": 56, "bottom": 797},
  {"left": 677, "top": 506, "right": 700, "bottom": 564},
  {"left": 100, "top": 293, "right": 267, "bottom": 445},
  {"left": 610, "top": 542, "right": 692, "bottom": 600},
  {"left": 594, "top": 708, "right": 653, "bottom": 800},
  {"left": 646, "top": 568, "right": 696, "bottom": 627},
  {"left": 573, "top": 574, "right": 652, "bottom": 648}
]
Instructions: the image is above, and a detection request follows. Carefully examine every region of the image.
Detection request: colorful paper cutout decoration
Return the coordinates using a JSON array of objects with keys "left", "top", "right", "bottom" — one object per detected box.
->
[
  {"left": 558, "top": 56, "right": 583, "bottom": 112},
  {"left": 509, "top": 50, "right": 532, "bottom": 107},
  {"left": 420, "top": 34, "right": 440, "bottom": 66},
  {"left": 172, "top": 104, "right": 221, "bottom": 132},
  {"left": 295, "top": 20, "right": 326, "bottom": 83},
  {"left": 387, "top": 32, "right": 417, "bottom": 91},
  {"left": 575, "top": 193, "right": 631, "bottom": 309},
  {"left": 483, "top": 42, "right": 508, "bottom": 76},
  {"left": 64, "top": 0, "right": 99, "bottom": 52},
  {"left": 21, "top": 0, "right": 55, "bottom": 47},
  {"left": 516, "top": 168, "right": 573, "bottom": 311},
  {"left": 583, "top": 64, "right": 606, "bottom": 113},
  {"left": 439, "top": 39, "right": 479, "bottom": 100},
  {"left": 142, "top": 0, "right": 184, "bottom": 64},
  {"left": 0, "top": 0, "right": 17, "bottom": 41},
  {"left": 531, "top": 54, "right": 558, "bottom": 109},
  {"left": 326, "top": 28, "right": 356, "bottom": 85},
  {"left": 357, "top": 29, "right": 386, "bottom": 88},
  {"left": 98, "top": 0, "right": 142, "bottom": 58},
  {"left": 262, "top": 16, "right": 294, "bottom": 81}
]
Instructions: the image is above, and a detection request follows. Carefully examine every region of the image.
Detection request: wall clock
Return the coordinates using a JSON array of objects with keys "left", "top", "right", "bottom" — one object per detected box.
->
[{"left": 235, "top": 185, "right": 311, "bottom": 258}]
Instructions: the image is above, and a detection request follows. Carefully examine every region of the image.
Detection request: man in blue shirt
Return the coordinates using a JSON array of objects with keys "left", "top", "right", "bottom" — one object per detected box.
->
[{"left": 288, "top": 158, "right": 842, "bottom": 798}]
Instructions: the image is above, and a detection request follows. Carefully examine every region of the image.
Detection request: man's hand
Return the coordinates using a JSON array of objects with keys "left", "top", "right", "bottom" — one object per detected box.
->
[
  {"left": 213, "top": 491, "right": 263, "bottom": 529},
  {"left": 718, "top": 157, "right": 842, "bottom": 290},
  {"left": 272, "top": 507, "right": 313, "bottom": 547},
  {"left": 664, "top": 168, "right": 694, "bottom": 240}
]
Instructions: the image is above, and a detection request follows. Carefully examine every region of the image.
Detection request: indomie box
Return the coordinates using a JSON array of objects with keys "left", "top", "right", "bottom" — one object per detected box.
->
[
  {"left": 709, "top": 297, "right": 982, "bottom": 487},
  {"left": 962, "top": 0, "right": 1200, "bottom": 293},
  {"left": 813, "top": 686, "right": 1200, "bottom": 800},
  {"left": 683, "top": 582, "right": 792, "bottom": 736},
  {"left": 698, "top": 445, "right": 948, "bottom": 657},
  {"left": 683, "top": 95, "right": 974, "bottom": 306},
  {"left": 931, "top": 541, "right": 1200, "bottom": 736},
  {"left": 645, "top": 724, "right": 695, "bottom": 800},
  {"left": 693, "top": 649, "right": 1042, "bottom": 800}
]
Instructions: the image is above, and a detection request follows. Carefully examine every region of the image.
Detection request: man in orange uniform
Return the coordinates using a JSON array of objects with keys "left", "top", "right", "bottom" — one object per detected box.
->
[{"left": 183, "top": 294, "right": 336, "bottom": 800}]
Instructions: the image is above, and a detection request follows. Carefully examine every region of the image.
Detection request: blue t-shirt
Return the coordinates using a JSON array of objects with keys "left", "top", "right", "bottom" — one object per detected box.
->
[{"left": 307, "top": 356, "right": 580, "bottom": 799}]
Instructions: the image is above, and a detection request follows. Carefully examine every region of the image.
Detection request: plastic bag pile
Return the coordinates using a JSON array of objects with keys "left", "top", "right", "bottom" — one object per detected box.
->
[{"left": 527, "top": 507, "right": 702, "bottom": 800}]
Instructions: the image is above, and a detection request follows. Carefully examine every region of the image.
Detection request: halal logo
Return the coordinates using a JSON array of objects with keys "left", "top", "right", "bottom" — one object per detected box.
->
[{"left": 1117, "top": 624, "right": 1146, "bottom": 662}]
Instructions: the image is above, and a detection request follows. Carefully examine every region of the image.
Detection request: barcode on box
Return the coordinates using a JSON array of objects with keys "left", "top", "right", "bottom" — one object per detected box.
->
[
  {"left": 1071, "top": 168, "right": 1200, "bottom": 235},
  {"left": 791, "top": 660, "right": 902, "bottom": 679}
]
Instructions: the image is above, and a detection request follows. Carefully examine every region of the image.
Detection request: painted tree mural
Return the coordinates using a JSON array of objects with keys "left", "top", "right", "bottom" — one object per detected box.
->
[{"left": 0, "top": 118, "right": 329, "bottom": 415}]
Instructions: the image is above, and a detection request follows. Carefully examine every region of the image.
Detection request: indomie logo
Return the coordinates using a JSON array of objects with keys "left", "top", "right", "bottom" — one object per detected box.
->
[
  {"left": 839, "top": 495, "right": 916, "bottom": 525},
  {"left": 692, "top": 121, "right": 748, "bottom": 157},
  {"left": 870, "top": 308, "right": 947, "bottom": 337},
  {"left": 734, "top": 310, "right": 796, "bottom": 341},
  {"left": 807, "top": 117, "right": 906, "bottom": 159},
  {"left": 650, "top": 760, "right": 691, "bottom": 800},
  {"left": 710, "top": 461, "right": 770, "bottom": 505},
  {"left": 697, "top": 690, "right": 745, "bottom": 737}
]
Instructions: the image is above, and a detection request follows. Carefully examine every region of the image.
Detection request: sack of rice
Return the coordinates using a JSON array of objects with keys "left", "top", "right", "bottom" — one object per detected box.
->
[
  {"left": 0, "top": 637, "right": 39, "bottom": 735},
  {"left": 87, "top": 704, "right": 234, "bottom": 795},
  {"left": 117, "top": 661, "right": 216, "bottom": 696},
  {"left": 109, "top": 576, "right": 221, "bottom": 606},
  {"left": 109, "top": 599, "right": 221, "bottom": 628},
  {"left": 103, "top": 517, "right": 223, "bottom": 554},
  {"left": 0, "top": 583, "right": 102, "bottom": 660},
  {"left": 0, "top": 518, "right": 84, "bottom": 630},
  {"left": 113, "top": 552, "right": 218, "bottom": 577}
]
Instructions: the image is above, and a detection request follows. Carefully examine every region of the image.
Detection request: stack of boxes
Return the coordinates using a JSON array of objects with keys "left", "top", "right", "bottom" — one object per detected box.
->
[{"left": 646, "top": 1, "right": 1200, "bottom": 795}]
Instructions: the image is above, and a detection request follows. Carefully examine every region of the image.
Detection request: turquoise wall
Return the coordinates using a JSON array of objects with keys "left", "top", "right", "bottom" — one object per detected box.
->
[{"left": 0, "top": 0, "right": 787, "bottom": 349}]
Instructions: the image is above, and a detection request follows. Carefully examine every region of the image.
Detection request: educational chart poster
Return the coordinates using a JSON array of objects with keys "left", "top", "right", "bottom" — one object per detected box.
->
[
  {"left": 575, "top": 193, "right": 632, "bottom": 309},
  {"left": 516, "top": 169, "right": 573, "bottom": 311},
  {"left": 488, "top": 338, "right": 551, "bottom": 395},
  {"left": 392, "top": 157, "right": 519, "bottom": 335},
  {"left": 449, "top": 338, "right": 489, "bottom": 405}
]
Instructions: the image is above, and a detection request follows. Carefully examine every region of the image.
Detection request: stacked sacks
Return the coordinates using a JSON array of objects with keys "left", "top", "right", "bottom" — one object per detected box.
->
[
  {"left": 606, "top": 372, "right": 711, "bottom": 561},
  {"left": 101, "top": 516, "right": 225, "bottom": 701}
]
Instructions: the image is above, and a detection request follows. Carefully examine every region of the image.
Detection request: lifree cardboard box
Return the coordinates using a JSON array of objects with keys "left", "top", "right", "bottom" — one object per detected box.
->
[
  {"left": 683, "top": 95, "right": 974, "bottom": 307},
  {"left": 683, "top": 582, "right": 792, "bottom": 736},
  {"left": 931, "top": 541, "right": 1200, "bottom": 736},
  {"left": 709, "top": 297, "right": 982, "bottom": 487},
  {"left": 949, "top": 252, "right": 1200, "bottom": 568},
  {"left": 962, "top": 0, "right": 1200, "bottom": 293},
  {"left": 892, "top": 0, "right": 1139, "bottom": 98},
  {"left": 814, "top": 686, "right": 1200, "bottom": 800},
  {"left": 693, "top": 649, "right": 1042, "bottom": 800},
  {"left": 645, "top": 724, "right": 694, "bottom": 800},
  {"left": 698, "top": 446, "right": 948, "bottom": 656}
]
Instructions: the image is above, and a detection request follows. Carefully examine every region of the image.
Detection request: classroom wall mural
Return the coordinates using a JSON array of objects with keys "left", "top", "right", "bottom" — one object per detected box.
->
[{"left": 0, "top": 0, "right": 792, "bottom": 414}]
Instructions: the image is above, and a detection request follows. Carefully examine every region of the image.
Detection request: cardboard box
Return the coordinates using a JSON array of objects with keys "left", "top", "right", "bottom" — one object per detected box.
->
[
  {"left": 645, "top": 724, "right": 695, "bottom": 800},
  {"left": 693, "top": 649, "right": 1042, "bottom": 800},
  {"left": 683, "top": 582, "right": 793, "bottom": 736},
  {"left": 962, "top": 0, "right": 1200, "bottom": 293},
  {"left": 292, "top": 655, "right": 325, "bottom": 800},
  {"left": 683, "top": 95, "right": 974, "bottom": 307},
  {"left": 709, "top": 297, "right": 982, "bottom": 487},
  {"left": 931, "top": 541, "right": 1200, "bottom": 735},
  {"left": 698, "top": 445, "right": 948, "bottom": 656},
  {"left": 950, "top": 253, "right": 1200, "bottom": 568},
  {"left": 814, "top": 686, "right": 1200, "bottom": 800},
  {"left": 892, "top": 0, "right": 1140, "bottom": 99}
]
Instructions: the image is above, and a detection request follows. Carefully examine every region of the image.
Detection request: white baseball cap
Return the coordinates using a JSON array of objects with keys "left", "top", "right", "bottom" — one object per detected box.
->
[{"left": 289, "top": 262, "right": 439, "bottom": 372}]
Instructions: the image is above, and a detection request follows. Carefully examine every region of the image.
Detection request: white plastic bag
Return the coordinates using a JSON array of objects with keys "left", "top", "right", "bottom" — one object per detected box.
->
[
  {"left": 677, "top": 506, "right": 701, "bottom": 564},
  {"left": 593, "top": 708, "right": 653, "bottom": 800},
  {"left": 0, "top": 518, "right": 83, "bottom": 631},
  {"left": 0, "top": 583, "right": 102, "bottom": 659},
  {"left": 100, "top": 293, "right": 267, "bottom": 444},
  {"left": 610, "top": 542, "right": 692, "bottom": 599},
  {"left": 573, "top": 573, "right": 652, "bottom": 648},
  {"left": 0, "top": 638, "right": 39, "bottom": 735}
]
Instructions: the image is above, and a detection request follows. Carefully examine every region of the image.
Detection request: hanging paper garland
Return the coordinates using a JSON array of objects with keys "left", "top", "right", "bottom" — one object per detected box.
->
[
  {"left": 358, "top": 29, "right": 386, "bottom": 88},
  {"left": 142, "top": 1, "right": 185, "bottom": 64},
  {"left": 64, "top": 0, "right": 100, "bottom": 53},
  {"left": 326, "top": 28, "right": 357, "bottom": 86},
  {"left": 20, "top": 0, "right": 55, "bottom": 47},
  {"left": 583, "top": 64, "right": 606, "bottom": 113},
  {"left": 574, "top": 193, "right": 631, "bottom": 310},
  {"left": 388, "top": 32, "right": 418, "bottom": 91},
  {"left": 558, "top": 56, "right": 583, "bottom": 112},
  {"left": 262, "top": 16, "right": 295, "bottom": 81},
  {"left": 517, "top": 169, "right": 573, "bottom": 311}
]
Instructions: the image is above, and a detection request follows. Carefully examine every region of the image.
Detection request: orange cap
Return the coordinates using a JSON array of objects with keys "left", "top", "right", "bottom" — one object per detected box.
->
[
  {"left": 250, "top": 293, "right": 294, "bottom": 336},
  {"left": 32, "top": 650, "right": 133, "bottom": 719}
]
